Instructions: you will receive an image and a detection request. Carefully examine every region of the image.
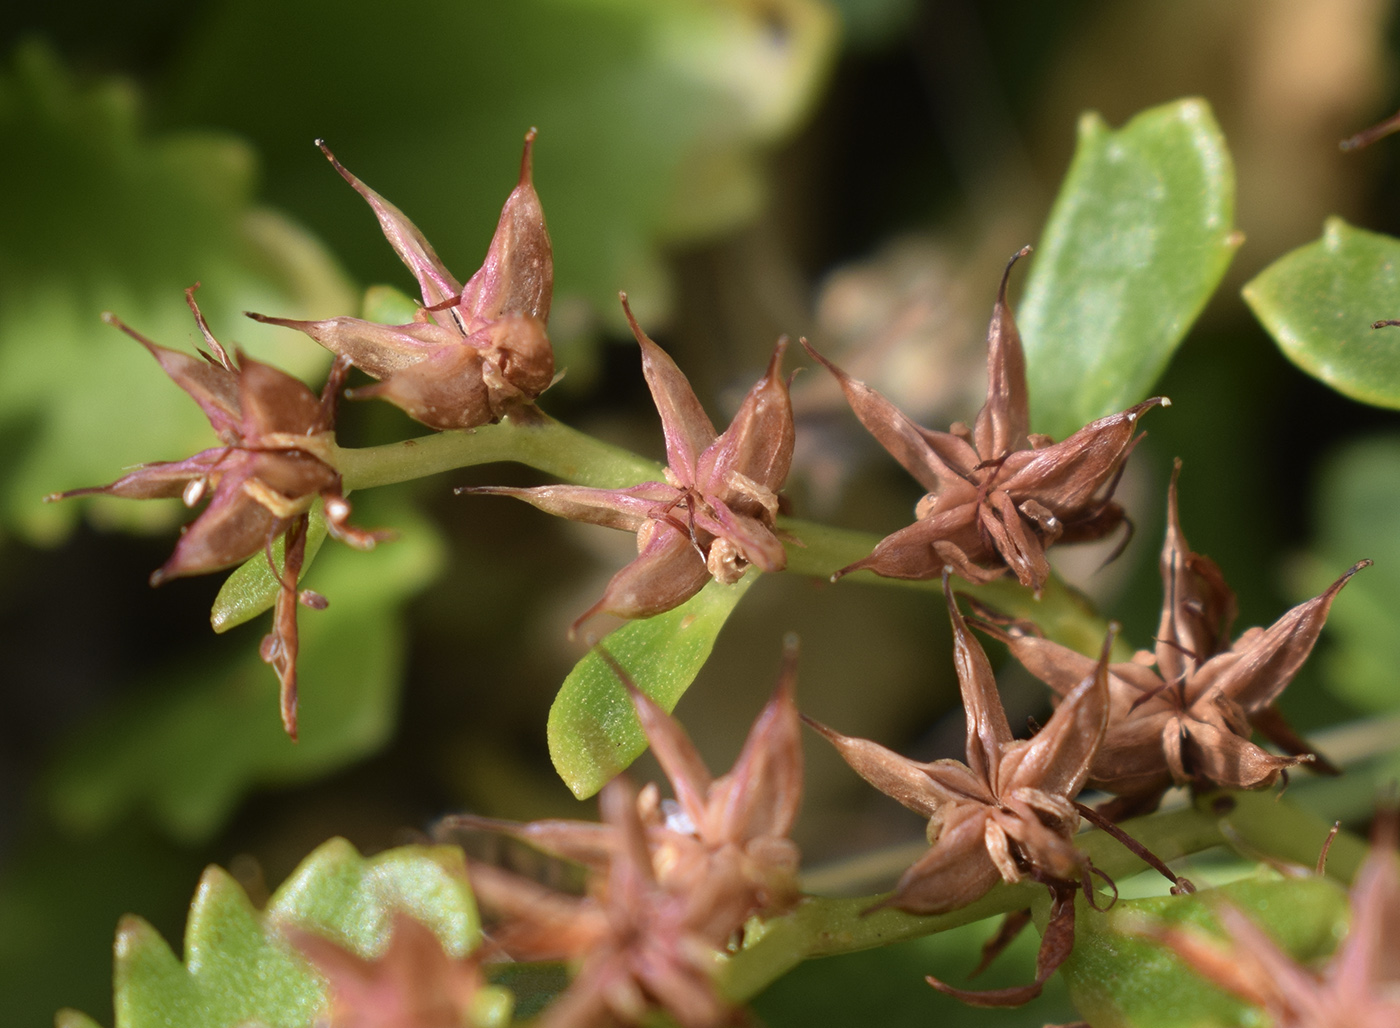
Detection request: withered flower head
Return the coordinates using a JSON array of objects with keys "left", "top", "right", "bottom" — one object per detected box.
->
[
  {"left": 249, "top": 130, "right": 554, "bottom": 430},
  {"left": 465, "top": 296, "right": 794, "bottom": 635},
  {"left": 466, "top": 778, "right": 739, "bottom": 1028},
  {"left": 805, "top": 571, "right": 1111, "bottom": 911},
  {"left": 976, "top": 461, "right": 1369, "bottom": 818},
  {"left": 47, "top": 288, "right": 388, "bottom": 739},
  {"left": 804, "top": 247, "right": 1166, "bottom": 596},
  {"left": 1146, "top": 811, "right": 1400, "bottom": 1028},
  {"left": 283, "top": 912, "right": 489, "bottom": 1028},
  {"left": 441, "top": 639, "right": 804, "bottom": 923},
  {"left": 803, "top": 570, "right": 1113, "bottom": 1004}
]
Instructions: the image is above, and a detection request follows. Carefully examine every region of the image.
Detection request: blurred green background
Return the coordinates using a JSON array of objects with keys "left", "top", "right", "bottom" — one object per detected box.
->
[{"left": 3, "top": 0, "right": 1400, "bottom": 1024}]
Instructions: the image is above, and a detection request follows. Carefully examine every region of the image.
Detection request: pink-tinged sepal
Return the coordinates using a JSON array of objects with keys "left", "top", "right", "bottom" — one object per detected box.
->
[
  {"left": 316, "top": 139, "right": 462, "bottom": 309},
  {"left": 623, "top": 295, "right": 716, "bottom": 481},
  {"left": 458, "top": 128, "right": 553, "bottom": 326}
]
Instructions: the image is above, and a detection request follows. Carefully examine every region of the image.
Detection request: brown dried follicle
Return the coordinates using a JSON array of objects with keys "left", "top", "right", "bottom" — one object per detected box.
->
[
  {"left": 48, "top": 288, "right": 389, "bottom": 739},
  {"left": 440, "top": 641, "right": 805, "bottom": 1027},
  {"left": 974, "top": 460, "right": 1368, "bottom": 819},
  {"left": 805, "top": 246, "right": 1166, "bottom": 596},
  {"left": 250, "top": 129, "right": 554, "bottom": 430},
  {"left": 464, "top": 295, "right": 795, "bottom": 636},
  {"left": 804, "top": 569, "right": 1116, "bottom": 1005}
]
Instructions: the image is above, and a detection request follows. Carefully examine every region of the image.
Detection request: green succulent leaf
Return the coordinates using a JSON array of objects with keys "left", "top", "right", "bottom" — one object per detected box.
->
[
  {"left": 1062, "top": 875, "right": 1349, "bottom": 1028},
  {"left": 0, "top": 42, "right": 354, "bottom": 542},
  {"left": 67, "top": 838, "right": 483, "bottom": 1028},
  {"left": 168, "top": 0, "right": 837, "bottom": 344},
  {"left": 46, "top": 496, "right": 441, "bottom": 843},
  {"left": 548, "top": 573, "right": 758, "bottom": 799},
  {"left": 1244, "top": 217, "right": 1400, "bottom": 407},
  {"left": 1018, "top": 98, "right": 1238, "bottom": 440}
]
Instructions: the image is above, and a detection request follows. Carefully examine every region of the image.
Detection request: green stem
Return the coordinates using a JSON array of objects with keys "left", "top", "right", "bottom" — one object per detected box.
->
[{"left": 335, "top": 413, "right": 661, "bottom": 491}]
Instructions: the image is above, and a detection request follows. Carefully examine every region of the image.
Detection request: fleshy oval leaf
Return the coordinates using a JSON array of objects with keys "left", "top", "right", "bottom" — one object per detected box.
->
[
  {"left": 548, "top": 573, "right": 758, "bottom": 799},
  {"left": 1019, "top": 98, "right": 1238, "bottom": 440},
  {"left": 1062, "top": 875, "right": 1348, "bottom": 1028},
  {"left": 1244, "top": 217, "right": 1400, "bottom": 408}
]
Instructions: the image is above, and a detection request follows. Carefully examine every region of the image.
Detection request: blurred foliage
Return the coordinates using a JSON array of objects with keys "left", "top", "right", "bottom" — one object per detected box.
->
[
  {"left": 64, "top": 838, "right": 481, "bottom": 1028},
  {"left": 1246, "top": 217, "right": 1400, "bottom": 409},
  {"left": 5, "top": 0, "right": 1400, "bottom": 1025},
  {"left": 1019, "top": 99, "right": 1238, "bottom": 440},
  {"left": 0, "top": 41, "right": 354, "bottom": 542},
  {"left": 167, "top": 0, "right": 838, "bottom": 354}
]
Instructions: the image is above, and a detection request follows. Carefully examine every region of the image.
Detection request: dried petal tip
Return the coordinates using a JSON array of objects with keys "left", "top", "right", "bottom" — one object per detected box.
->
[{"left": 520, "top": 127, "right": 538, "bottom": 182}]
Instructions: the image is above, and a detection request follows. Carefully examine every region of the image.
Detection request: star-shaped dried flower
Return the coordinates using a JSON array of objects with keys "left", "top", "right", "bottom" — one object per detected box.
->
[
  {"left": 464, "top": 296, "right": 793, "bottom": 635},
  {"left": 250, "top": 130, "right": 553, "bottom": 431},
  {"left": 1146, "top": 811, "right": 1400, "bottom": 1028},
  {"left": 974, "top": 462, "right": 1369, "bottom": 818},
  {"left": 48, "top": 288, "right": 387, "bottom": 739},
  {"left": 804, "top": 247, "right": 1166, "bottom": 596},
  {"left": 466, "top": 778, "right": 740, "bottom": 1028},
  {"left": 441, "top": 639, "right": 803, "bottom": 924},
  {"left": 284, "top": 912, "right": 492, "bottom": 1028},
  {"left": 804, "top": 570, "right": 1114, "bottom": 1004}
]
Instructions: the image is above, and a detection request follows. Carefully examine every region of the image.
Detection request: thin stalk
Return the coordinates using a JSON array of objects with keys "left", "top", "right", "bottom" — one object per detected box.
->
[{"left": 334, "top": 413, "right": 661, "bottom": 491}]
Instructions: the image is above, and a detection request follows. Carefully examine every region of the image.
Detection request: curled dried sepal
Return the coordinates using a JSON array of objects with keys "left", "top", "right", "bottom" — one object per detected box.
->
[
  {"left": 807, "top": 247, "right": 1165, "bottom": 595},
  {"left": 249, "top": 130, "right": 554, "bottom": 430},
  {"left": 47, "top": 291, "right": 390, "bottom": 738},
  {"left": 927, "top": 883, "right": 1078, "bottom": 1007},
  {"left": 975, "top": 461, "right": 1368, "bottom": 816},
  {"left": 1144, "top": 811, "right": 1400, "bottom": 1027},
  {"left": 464, "top": 295, "right": 794, "bottom": 635},
  {"left": 283, "top": 912, "right": 494, "bottom": 1028}
]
